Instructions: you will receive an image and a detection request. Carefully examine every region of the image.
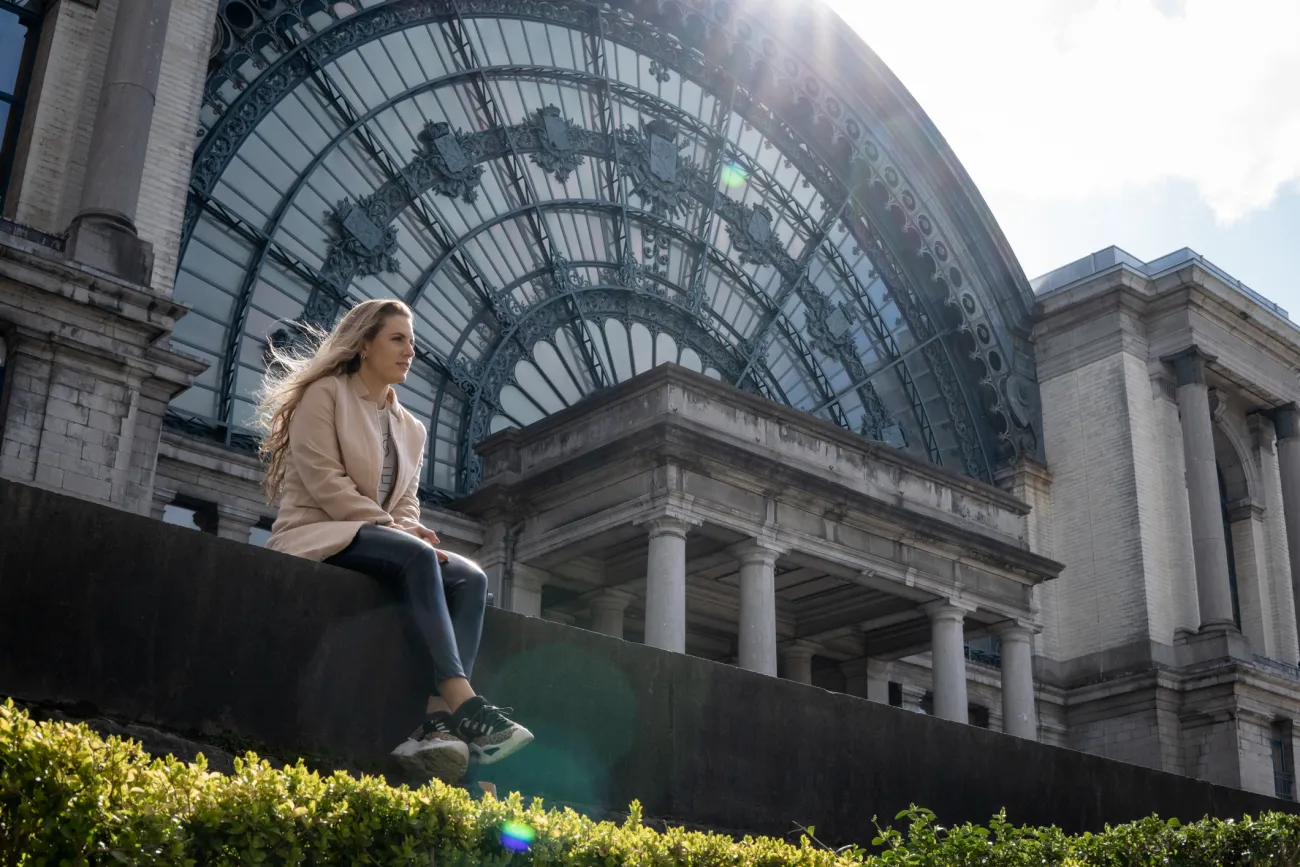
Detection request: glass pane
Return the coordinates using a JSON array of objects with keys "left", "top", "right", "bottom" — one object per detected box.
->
[{"left": 0, "top": 10, "right": 32, "bottom": 98}]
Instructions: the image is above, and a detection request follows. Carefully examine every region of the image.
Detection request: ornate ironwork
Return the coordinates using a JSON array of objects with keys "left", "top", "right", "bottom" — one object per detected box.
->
[
  {"left": 524, "top": 105, "right": 588, "bottom": 184},
  {"left": 321, "top": 197, "right": 402, "bottom": 290},
  {"left": 181, "top": 0, "right": 1047, "bottom": 496},
  {"left": 617, "top": 119, "right": 701, "bottom": 219},
  {"left": 723, "top": 202, "right": 783, "bottom": 268},
  {"left": 410, "top": 120, "right": 485, "bottom": 204}
]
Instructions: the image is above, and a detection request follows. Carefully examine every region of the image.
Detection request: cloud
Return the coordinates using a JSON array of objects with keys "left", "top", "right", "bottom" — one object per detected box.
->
[{"left": 823, "top": 0, "right": 1300, "bottom": 224}]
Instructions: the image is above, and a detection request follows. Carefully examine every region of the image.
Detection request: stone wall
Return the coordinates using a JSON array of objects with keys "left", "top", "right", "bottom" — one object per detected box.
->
[{"left": 3, "top": 476, "right": 1297, "bottom": 840}]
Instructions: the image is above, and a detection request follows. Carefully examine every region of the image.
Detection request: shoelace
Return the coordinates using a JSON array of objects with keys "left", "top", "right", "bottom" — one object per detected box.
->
[{"left": 465, "top": 704, "right": 514, "bottom": 737}]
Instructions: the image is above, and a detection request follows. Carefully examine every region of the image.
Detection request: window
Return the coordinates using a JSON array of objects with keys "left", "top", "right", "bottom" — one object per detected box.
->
[
  {"left": 0, "top": 1, "right": 42, "bottom": 211},
  {"left": 162, "top": 500, "right": 218, "bottom": 535},
  {"left": 249, "top": 520, "right": 273, "bottom": 547},
  {"left": 0, "top": 333, "right": 7, "bottom": 408},
  {"left": 1272, "top": 720, "right": 1295, "bottom": 801}
]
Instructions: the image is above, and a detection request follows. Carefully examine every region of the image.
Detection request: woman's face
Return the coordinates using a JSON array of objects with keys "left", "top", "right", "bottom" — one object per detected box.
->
[{"left": 360, "top": 314, "right": 415, "bottom": 386}]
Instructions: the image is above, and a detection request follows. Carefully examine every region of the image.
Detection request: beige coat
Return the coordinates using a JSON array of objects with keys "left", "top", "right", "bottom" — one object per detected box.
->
[{"left": 267, "top": 374, "right": 428, "bottom": 561}]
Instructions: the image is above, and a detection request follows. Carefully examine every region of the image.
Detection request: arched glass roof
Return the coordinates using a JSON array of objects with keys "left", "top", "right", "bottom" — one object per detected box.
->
[{"left": 170, "top": 0, "right": 1043, "bottom": 502}]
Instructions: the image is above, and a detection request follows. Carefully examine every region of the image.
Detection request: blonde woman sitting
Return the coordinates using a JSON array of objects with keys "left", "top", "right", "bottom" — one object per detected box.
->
[{"left": 256, "top": 298, "right": 532, "bottom": 784}]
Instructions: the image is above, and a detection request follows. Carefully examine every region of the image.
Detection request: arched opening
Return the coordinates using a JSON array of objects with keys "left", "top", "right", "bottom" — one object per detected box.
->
[{"left": 1212, "top": 420, "right": 1276, "bottom": 655}]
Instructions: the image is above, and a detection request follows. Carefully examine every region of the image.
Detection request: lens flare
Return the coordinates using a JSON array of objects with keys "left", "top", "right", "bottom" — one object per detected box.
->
[
  {"left": 501, "top": 821, "right": 536, "bottom": 852},
  {"left": 719, "top": 161, "right": 747, "bottom": 187}
]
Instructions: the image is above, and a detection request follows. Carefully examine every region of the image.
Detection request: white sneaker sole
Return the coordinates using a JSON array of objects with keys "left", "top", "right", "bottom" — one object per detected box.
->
[
  {"left": 470, "top": 725, "right": 534, "bottom": 766},
  {"left": 391, "top": 738, "right": 470, "bottom": 784}
]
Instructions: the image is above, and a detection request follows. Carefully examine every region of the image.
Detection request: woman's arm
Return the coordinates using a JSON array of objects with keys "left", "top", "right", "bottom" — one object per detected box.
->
[{"left": 288, "top": 378, "right": 393, "bottom": 524}]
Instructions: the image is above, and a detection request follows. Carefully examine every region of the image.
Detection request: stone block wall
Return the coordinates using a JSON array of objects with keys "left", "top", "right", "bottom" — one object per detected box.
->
[{"left": 1037, "top": 349, "right": 1153, "bottom": 662}]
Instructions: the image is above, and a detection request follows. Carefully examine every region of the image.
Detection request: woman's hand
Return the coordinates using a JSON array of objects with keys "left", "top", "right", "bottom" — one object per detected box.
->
[{"left": 404, "top": 524, "right": 449, "bottom": 561}]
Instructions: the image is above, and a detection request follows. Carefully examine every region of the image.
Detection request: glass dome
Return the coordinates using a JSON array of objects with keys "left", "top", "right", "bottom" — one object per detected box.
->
[{"left": 169, "top": 0, "right": 1043, "bottom": 502}]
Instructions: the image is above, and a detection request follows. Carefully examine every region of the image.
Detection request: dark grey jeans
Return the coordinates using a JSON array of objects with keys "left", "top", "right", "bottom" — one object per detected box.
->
[{"left": 326, "top": 523, "right": 487, "bottom": 686}]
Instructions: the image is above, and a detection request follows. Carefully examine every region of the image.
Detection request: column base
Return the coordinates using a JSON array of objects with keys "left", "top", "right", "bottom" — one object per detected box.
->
[
  {"left": 1175, "top": 624, "right": 1251, "bottom": 665},
  {"left": 66, "top": 216, "right": 155, "bottom": 286}
]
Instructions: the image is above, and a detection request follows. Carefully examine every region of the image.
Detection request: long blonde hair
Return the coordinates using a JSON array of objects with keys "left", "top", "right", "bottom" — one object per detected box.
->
[{"left": 255, "top": 298, "right": 413, "bottom": 502}]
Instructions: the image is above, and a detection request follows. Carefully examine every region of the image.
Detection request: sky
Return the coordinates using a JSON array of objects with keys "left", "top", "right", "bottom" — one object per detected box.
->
[{"left": 823, "top": 0, "right": 1300, "bottom": 314}]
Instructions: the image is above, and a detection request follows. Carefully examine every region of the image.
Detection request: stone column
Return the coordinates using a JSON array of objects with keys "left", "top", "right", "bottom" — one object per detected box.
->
[
  {"left": 1273, "top": 404, "right": 1300, "bottom": 650},
  {"left": 510, "top": 564, "right": 546, "bottom": 618},
  {"left": 1164, "top": 347, "right": 1237, "bottom": 630},
  {"left": 841, "top": 658, "right": 890, "bottom": 702},
  {"left": 215, "top": 504, "right": 262, "bottom": 543},
  {"left": 781, "top": 641, "right": 816, "bottom": 685},
  {"left": 924, "top": 600, "right": 975, "bottom": 723},
  {"left": 732, "top": 540, "right": 783, "bottom": 676},
  {"left": 589, "top": 589, "right": 633, "bottom": 640},
  {"left": 991, "top": 622, "right": 1038, "bottom": 740},
  {"left": 900, "top": 682, "right": 927, "bottom": 713},
  {"left": 65, "top": 0, "right": 173, "bottom": 285},
  {"left": 641, "top": 516, "right": 695, "bottom": 652}
]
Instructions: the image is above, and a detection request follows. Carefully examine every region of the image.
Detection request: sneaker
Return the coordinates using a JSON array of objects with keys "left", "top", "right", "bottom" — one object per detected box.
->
[
  {"left": 390, "top": 713, "right": 470, "bottom": 783},
  {"left": 448, "top": 696, "right": 534, "bottom": 765}
]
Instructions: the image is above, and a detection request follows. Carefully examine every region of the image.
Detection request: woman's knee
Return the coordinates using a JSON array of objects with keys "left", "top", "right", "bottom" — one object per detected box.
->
[{"left": 442, "top": 552, "right": 488, "bottom": 595}]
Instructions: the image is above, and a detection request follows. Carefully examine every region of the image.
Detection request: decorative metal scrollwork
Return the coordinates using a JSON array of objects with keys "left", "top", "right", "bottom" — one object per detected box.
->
[
  {"left": 409, "top": 121, "right": 485, "bottom": 204},
  {"left": 722, "top": 202, "right": 783, "bottom": 268},
  {"left": 525, "top": 105, "right": 587, "bottom": 184},
  {"left": 321, "top": 196, "right": 401, "bottom": 289},
  {"left": 187, "top": 0, "right": 1048, "bottom": 489},
  {"left": 600, "top": 251, "right": 649, "bottom": 292},
  {"left": 618, "top": 118, "right": 701, "bottom": 219}
]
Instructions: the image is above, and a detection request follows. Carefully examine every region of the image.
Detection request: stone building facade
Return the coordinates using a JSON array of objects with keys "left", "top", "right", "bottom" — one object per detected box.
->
[{"left": 0, "top": 0, "right": 1297, "bottom": 799}]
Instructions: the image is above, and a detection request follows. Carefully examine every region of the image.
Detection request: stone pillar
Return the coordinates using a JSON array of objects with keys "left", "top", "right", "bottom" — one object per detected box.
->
[
  {"left": 150, "top": 485, "right": 176, "bottom": 521},
  {"left": 641, "top": 516, "right": 695, "bottom": 652},
  {"left": 991, "top": 622, "right": 1038, "bottom": 740},
  {"left": 924, "top": 600, "right": 974, "bottom": 723},
  {"left": 841, "top": 658, "right": 890, "bottom": 702},
  {"left": 589, "top": 589, "right": 633, "bottom": 640},
  {"left": 900, "top": 682, "right": 927, "bottom": 713},
  {"left": 215, "top": 504, "right": 261, "bottom": 543},
  {"left": 839, "top": 659, "right": 870, "bottom": 698},
  {"left": 866, "top": 658, "right": 891, "bottom": 704},
  {"left": 64, "top": 0, "right": 172, "bottom": 285},
  {"left": 510, "top": 564, "right": 546, "bottom": 618},
  {"left": 781, "top": 641, "right": 816, "bottom": 685},
  {"left": 1164, "top": 347, "right": 1237, "bottom": 630},
  {"left": 1273, "top": 404, "right": 1300, "bottom": 652},
  {"left": 732, "top": 540, "right": 783, "bottom": 676}
]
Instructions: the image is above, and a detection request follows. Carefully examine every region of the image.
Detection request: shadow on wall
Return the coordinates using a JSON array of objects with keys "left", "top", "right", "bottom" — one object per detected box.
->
[{"left": 0, "top": 477, "right": 1295, "bottom": 844}]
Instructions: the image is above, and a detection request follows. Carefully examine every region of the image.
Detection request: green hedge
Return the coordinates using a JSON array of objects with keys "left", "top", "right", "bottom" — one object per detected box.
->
[{"left": 4, "top": 700, "right": 1300, "bottom": 867}]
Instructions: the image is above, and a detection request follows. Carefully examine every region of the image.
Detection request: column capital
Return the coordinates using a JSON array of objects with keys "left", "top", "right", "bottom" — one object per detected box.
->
[
  {"left": 1160, "top": 345, "right": 1217, "bottom": 387},
  {"left": 588, "top": 587, "right": 635, "bottom": 614},
  {"left": 729, "top": 538, "right": 787, "bottom": 567},
  {"left": 988, "top": 619, "right": 1039, "bottom": 642},
  {"left": 634, "top": 513, "right": 701, "bottom": 539},
  {"left": 779, "top": 639, "right": 819, "bottom": 662},
  {"left": 921, "top": 598, "right": 978, "bottom": 622},
  {"left": 1272, "top": 403, "right": 1300, "bottom": 441}
]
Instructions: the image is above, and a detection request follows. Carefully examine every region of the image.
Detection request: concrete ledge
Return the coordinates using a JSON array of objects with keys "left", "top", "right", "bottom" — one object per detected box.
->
[{"left": 0, "top": 477, "right": 1295, "bottom": 842}]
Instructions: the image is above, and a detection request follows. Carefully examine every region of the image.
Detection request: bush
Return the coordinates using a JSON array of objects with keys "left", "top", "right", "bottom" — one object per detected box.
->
[{"left": 3, "top": 700, "right": 1300, "bottom": 866}]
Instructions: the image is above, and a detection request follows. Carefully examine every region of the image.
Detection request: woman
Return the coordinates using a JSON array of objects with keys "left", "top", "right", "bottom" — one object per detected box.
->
[{"left": 256, "top": 298, "right": 532, "bottom": 784}]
